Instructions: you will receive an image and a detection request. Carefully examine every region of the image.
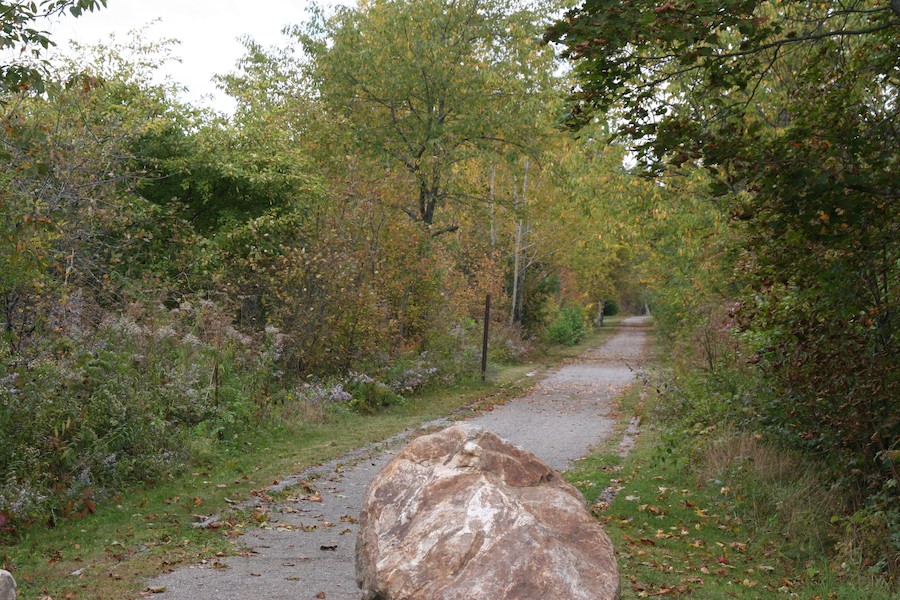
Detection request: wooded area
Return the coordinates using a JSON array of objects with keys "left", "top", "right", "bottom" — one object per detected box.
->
[{"left": 1, "top": 0, "right": 897, "bottom": 587}]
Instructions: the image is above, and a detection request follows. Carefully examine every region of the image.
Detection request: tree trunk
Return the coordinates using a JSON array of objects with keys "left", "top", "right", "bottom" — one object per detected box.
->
[
  {"left": 489, "top": 163, "right": 496, "bottom": 247},
  {"left": 515, "top": 160, "right": 530, "bottom": 323},
  {"left": 509, "top": 159, "right": 530, "bottom": 326},
  {"left": 509, "top": 180, "right": 522, "bottom": 326}
]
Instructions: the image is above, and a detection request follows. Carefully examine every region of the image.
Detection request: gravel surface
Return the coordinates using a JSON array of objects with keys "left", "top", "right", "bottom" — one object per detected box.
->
[{"left": 146, "top": 317, "right": 650, "bottom": 599}]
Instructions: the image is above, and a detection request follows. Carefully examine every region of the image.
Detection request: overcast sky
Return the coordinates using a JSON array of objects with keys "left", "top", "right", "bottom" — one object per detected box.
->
[{"left": 49, "top": 0, "right": 349, "bottom": 113}]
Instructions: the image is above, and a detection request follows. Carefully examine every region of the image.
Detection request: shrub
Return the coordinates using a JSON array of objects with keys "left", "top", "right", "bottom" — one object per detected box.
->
[
  {"left": 421, "top": 318, "right": 481, "bottom": 383},
  {"left": 602, "top": 299, "right": 619, "bottom": 316},
  {"left": 0, "top": 300, "right": 275, "bottom": 532},
  {"left": 488, "top": 324, "right": 532, "bottom": 364},
  {"left": 346, "top": 373, "right": 405, "bottom": 414},
  {"left": 544, "top": 305, "right": 589, "bottom": 346},
  {"left": 385, "top": 356, "right": 440, "bottom": 395}
]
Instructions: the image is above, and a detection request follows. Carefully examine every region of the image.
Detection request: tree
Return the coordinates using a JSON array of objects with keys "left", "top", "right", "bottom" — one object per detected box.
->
[
  {"left": 1, "top": 0, "right": 107, "bottom": 93},
  {"left": 1, "top": 33, "right": 193, "bottom": 351},
  {"left": 295, "top": 0, "right": 558, "bottom": 235},
  {"left": 547, "top": 1, "right": 898, "bottom": 496}
]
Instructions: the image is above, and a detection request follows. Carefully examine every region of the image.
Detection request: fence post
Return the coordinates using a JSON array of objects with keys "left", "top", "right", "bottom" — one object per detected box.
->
[{"left": 481, "top": 294, "right": 491, "bottom": 382}]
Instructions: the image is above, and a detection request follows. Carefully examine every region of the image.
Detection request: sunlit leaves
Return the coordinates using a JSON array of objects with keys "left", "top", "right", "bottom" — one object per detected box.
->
[
  {"left": 550, "top": 0, "right": 898, "bottom": 503},
  {"left": 1, "top": 0, "right": 108, "bottom": 93},
  {"left": 295, "top": 0, "right": 560, "bottom": 228}
]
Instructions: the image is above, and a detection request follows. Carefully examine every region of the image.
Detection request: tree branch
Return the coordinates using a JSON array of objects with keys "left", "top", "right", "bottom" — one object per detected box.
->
[{"left": 429, "top": 224, "right": 459, "bottom": 238}]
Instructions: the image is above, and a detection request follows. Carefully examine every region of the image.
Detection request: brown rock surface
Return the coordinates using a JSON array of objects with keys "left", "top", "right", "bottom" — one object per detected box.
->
[{"left": 356, "top": 424, "right": 620, "bottom": 599}]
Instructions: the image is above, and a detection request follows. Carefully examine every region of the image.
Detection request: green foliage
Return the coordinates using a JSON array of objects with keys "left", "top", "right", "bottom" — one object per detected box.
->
[
  {"left": 295, "top": 0, "right": 559, "bottom": 228},
  {"left": 0, "top": 302, "right": 280, "bottom": 529},
  {"left": 133, "top": 109, "right": 325, "bottom": 234},
  {"left": 519, "top": 271, "right": 560, "bottom": 329},
  {"left": 1, "top": 0, "right": 107, "bottom": 93},
  {"left": 602, "top": 299, "right": 619, "bottom": 316},
  {"left": 346, "top": 374, "right": 405, "bottom": 414},
  {"left": 544, "top": 304, "right": 589, "bottom": 346},
  {"left": 550, "top": 0, "right": 898, "bottom": 529}
]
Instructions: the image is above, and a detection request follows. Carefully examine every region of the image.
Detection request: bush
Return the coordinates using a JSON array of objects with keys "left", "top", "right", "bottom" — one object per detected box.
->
[
  {"left": 346, "top": 373, "right": 405, "bottom": 414},
  {"left": 384, "top": 356, "right": 440, "bottom": 395},
  {"left": 544, "top": 305, "right": 589, "bottom": 346},
  {"left": 488, "top": 324, "right": 532, "bottom": 364},
  {"left": 421, "top": 318, "right": 481, "bottom": 383},
  {"left": 602, "top": 299, "right": 619, "bottom": 316},
  {"left": 0, "top": 301, "right": 275, "bottom": 532}
]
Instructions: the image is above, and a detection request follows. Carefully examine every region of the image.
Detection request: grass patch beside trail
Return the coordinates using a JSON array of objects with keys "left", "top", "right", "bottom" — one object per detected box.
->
[
  {"left": 2, "top": 321, "right": 623, "bottom": 599},
  {"left": 566, "top": 379, "right": 896, "bottom": 599}
]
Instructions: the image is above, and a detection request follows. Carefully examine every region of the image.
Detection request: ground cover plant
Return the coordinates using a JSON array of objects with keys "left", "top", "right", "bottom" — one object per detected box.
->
[
  {"left": 1, "top": 325, "right": 621, "bottom": 598},
  {"left": 568, "top": 378, "right": 897, "bottom": 598}
]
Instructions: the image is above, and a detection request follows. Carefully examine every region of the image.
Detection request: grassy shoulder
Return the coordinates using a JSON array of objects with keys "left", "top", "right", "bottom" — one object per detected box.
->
[
  {"left": 2, "top": 320, "right": 622, "bottom": 599},
  {"left": 566, "top": 376, "right": 896, "bottom": 599}
]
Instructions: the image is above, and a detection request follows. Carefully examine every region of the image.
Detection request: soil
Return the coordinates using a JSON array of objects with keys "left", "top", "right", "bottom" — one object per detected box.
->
[{"left": 145, "top": 316, "right": 651, "bottom": 599}]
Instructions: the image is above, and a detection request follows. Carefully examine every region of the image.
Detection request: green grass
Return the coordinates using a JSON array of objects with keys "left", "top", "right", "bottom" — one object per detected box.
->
[
  {"left": 565, "top": 378, "right": 897, "bottom": 599},
  {"left": 1, "top": 322, "right": 623, "bottom": 599}
]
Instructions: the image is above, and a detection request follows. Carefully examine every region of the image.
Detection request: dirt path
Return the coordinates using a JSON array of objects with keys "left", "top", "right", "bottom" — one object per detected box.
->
[{"left": 146, "top": 317, "right": 651, "bottom": 599}]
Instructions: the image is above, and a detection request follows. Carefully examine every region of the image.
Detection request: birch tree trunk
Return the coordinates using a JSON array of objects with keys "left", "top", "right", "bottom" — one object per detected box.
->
[
  {"left": 509, "top": 159, "right": 530, "bottom": 325},
  {"left": 489, "top": 163, "right": 497, "bottom": 247},
  {"left": 509, "top": 178, "right": 521, "bottom": 326}
]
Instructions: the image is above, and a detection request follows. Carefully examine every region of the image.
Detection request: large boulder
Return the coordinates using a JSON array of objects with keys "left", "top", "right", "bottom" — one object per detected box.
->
[
  {"left": 0, "top": 570, "right": 15, "bottom": 600},
  {"left": 356, "top": 424, "right": 620, "bottom": 599}
]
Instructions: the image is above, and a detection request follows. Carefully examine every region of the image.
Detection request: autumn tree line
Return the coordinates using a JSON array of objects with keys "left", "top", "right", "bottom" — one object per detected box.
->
[
  {"left": 547, "top": 0, "right": 898, "bottom": 577},
  {"left": 1, "top": 0, "right": 897, "bottom": 579}
]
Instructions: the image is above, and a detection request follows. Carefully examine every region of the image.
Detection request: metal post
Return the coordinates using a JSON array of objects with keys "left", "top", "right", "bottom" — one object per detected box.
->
[{"left": 481, "top": 293, "right": 491, "bottom": 382}]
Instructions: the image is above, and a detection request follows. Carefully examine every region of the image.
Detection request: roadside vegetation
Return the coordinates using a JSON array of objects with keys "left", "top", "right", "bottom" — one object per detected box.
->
[
  {"left": 549, "top": 0, "right": 899, "bottom": 591},
  {"left": 1, "top": 0, "right": 631, "bottom": 540},
  {"left": 3, "top": 325, "right": 620, "bottom": 598},
  {"left": 1, "top": 0, "right": 896, "bottom": 596},
  {"left": 570, "top": 372, "right": 896, "bottom": 598}
]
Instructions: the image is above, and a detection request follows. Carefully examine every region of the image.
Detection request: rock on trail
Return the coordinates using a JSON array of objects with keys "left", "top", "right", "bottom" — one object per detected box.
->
[
  {"left": 146, "top": 317, "right": 650, "bottom": 599},
  {"left": 356, "top": 424, "right": 620, "bottom": 600}
]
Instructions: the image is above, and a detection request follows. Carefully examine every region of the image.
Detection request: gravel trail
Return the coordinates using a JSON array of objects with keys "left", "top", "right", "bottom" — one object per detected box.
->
[{"left": 146, "top": 317, "right": 651, "bottom": 599}]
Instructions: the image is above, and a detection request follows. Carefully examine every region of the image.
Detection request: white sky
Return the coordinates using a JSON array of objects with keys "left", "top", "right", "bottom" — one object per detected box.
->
[{"left": 48, "top": 0, "right": 350, "bottom": 113}]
